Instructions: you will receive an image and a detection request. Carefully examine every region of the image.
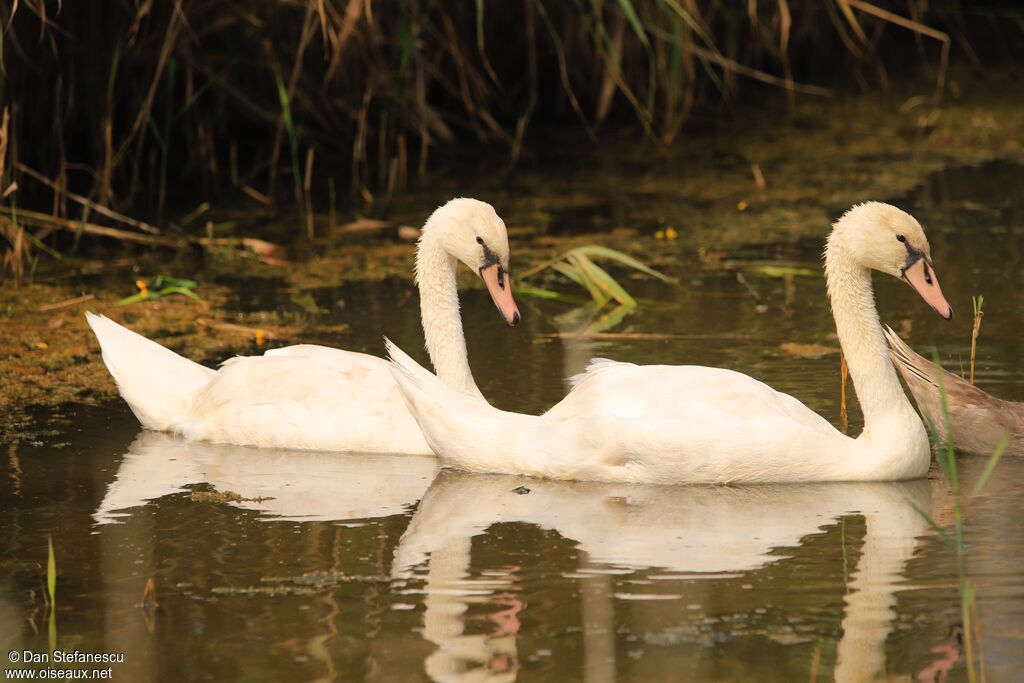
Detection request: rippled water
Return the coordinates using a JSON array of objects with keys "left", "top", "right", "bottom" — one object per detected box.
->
[{"left": 2, "top": 162, "right": 1024, "bottom": 681}]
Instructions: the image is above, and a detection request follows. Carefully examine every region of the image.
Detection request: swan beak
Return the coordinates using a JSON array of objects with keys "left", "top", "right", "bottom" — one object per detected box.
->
[
  {"left": 902, "top": 258, "right": 953, "bottom": 320},
  {"left": 481, "top": 263, "right": 521, "bottom": 326}
]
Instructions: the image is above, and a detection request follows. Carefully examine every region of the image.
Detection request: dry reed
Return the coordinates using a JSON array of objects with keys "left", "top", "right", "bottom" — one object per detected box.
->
[{"left": 0, "top": 1, "right": 1014, "bottom": 277}]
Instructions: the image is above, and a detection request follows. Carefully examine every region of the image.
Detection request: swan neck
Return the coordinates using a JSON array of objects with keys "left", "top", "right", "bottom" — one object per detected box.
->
[
  {"left": 416, "top": 230, "right": 480, "bottom": 395},
  {"left": 824, "top": 231, "right": 910, "bottom": 430}
]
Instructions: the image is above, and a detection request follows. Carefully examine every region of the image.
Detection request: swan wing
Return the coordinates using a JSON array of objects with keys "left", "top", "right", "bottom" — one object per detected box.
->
[
  {"left": 549, "top": 362, "right": 835, "bottom": 431},
  {"left": 181, "top": 352, "right": 429, "bottom": 453},
  {"left": 530, "top": 363, "right": 847, "bottom": 483}
]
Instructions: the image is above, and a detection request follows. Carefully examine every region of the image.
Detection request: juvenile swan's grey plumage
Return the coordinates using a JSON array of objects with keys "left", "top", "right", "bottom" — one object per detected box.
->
[{"left": 885, "top": 328, "right": 1024, "bottom": 457}]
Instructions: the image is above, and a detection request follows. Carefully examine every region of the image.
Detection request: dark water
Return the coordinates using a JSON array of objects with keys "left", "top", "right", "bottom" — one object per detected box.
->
[{"left": 3, "top": 162, "right": 1024, "bottom": 681}]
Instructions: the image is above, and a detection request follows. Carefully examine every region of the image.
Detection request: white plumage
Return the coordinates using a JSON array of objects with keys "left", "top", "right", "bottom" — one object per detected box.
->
[
  {"left": 87, "top": 197, "right": 519, "bottom": 454},
  {"left": 388, "top": 202, "right": 953, "bottom": 483}
]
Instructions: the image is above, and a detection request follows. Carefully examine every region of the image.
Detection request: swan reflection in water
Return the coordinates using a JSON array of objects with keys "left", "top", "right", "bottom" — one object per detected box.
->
[
  {"left": 96, "top": 432, "right": 933, "bottom": 681},
  {"left": 94, "top": 431, "right": 440, "bottom": 524}
]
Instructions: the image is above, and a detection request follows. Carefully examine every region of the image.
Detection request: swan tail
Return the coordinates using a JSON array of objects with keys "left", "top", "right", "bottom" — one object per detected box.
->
[
  {"left": 86, "top": 312, "right": 215, "bottom": 431},
  {"left": 385, "top": 337, "right": 431, "bottom": 392},
  {"left": 385, "top": 337, "right": 514, "bottom": 466},
  {"left": 567, "top": 357, "right": 626, "bottom": 389}
]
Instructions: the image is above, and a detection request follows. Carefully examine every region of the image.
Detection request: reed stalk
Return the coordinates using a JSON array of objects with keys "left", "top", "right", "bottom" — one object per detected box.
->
[
  {"left": 0, "top": 1, "right": 1006, "bottom": 276},
  {"left": 969, "top": 295, "right": 984, "bottom": 385}
]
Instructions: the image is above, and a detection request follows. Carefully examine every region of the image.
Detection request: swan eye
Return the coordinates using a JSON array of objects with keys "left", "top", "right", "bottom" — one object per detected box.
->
[
  {"left": 896, "top": 234, "right": 906, "bottom": 243},
  {"left": 476, "top": 236, "right": 484, "bottom": 245}
]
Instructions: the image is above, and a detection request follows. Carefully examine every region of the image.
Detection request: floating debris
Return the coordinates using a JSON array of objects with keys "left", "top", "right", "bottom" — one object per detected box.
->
[
  {"left": 212, "top": 571, "right": 390, "bottom": 597},
  {"left": 190, "top": 490, "right": 275, "bottom": 504}
]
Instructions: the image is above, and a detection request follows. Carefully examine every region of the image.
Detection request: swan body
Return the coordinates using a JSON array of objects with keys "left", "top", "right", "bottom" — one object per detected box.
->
[
  {"left": 389, "top": 202, "right": 954, "bottom": 483},
  {"left": 87, "top": 198, "right": 520, "bottom": 454},
  {"left": 885, "top": 327, "right": 1024, "bottom": 456}
]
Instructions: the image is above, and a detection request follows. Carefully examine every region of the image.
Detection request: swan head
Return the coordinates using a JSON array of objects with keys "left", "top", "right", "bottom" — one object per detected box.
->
[
  {"left": 423, "top": 197, "right": 521, "bottom": 326},
  {"left": 838, "top": 202, "right": 953, "bottom": 319}
]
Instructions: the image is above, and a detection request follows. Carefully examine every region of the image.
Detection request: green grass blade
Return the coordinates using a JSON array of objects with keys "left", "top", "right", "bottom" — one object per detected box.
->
[
  {"left": 48, "top": 610, "right": 56, "bottom": 653},
  {"left": 746, "top": 265, "right": 819, "bottom": 278},
  {"left": 155, "top": 275, "right": 198, "bottom": 288},
  {"left": 931, "top": 354, "right": 959, "bottom": 493},
  {"left": 908, "top": 501, "right": 953, "bottom": 544},
  {"left": 157, "top": 286, "right": 203, "bottom": 302},
  {"left": 273, "top": 62, "right": 302, "bottom": 204},
  {"left": 47, "top": 535, "right": 56, "bottom": 606},
  {"left": 617, "top": 0, "right": 650, "bottom": 47},
  {"left": 970, "top": 431, "right": 1010, "bottom": 498}
]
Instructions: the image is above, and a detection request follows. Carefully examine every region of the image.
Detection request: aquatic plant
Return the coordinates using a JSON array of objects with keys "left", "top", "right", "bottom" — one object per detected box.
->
[
  {"left": 117, "top": 276, "right": 204, "bottom": 307},
  {"left": 519, "top": 244, "right": 673, "bottom": 308},
  {"left": 910, "top": 360, "right": 1009, "bottom": 683},
  {"left": 45, "top": 535, "right": 57, "bottom": 652},
  {"left": 45, "top": 535, "right": 56, "bottom": 608}
]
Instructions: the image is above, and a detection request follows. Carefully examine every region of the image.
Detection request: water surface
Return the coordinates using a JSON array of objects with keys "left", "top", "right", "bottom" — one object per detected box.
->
[{"left": 3, "top": 162, "right": 1024, "bottom": 681}]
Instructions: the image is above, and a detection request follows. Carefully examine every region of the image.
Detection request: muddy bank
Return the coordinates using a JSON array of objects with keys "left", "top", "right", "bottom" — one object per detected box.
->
[{"left": 3, "top": 73, "right": 1023, "bottom": 441}]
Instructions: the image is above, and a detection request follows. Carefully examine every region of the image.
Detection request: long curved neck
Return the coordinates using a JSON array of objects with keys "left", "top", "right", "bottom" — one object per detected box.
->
[
  {"left": 416, "top": 229, "right": 481, "bottom": 396},
  {"left": 824, "top": 231, "right": 910, "bottom": 433}
]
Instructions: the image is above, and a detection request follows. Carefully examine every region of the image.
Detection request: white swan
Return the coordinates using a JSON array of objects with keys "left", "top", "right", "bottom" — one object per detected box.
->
[
  {"left": 387, "top": 202, "right": 954, "bottom": 483},
  {"left": 86, "top": 197, "right": 519, "bottom": 454}
]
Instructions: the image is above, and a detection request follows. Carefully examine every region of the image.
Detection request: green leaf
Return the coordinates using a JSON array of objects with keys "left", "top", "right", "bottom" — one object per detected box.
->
[
  {"left": 516, "top": 285, "right": 566, "bottom": 300},
  {"left": 158, "top": 286, "right": 204, "bottom": 303},
  {"left": 572, "top": 254, "right": 637, "bottom": 307},
  {"left": 47, "top": 535, "right": 56, "bottom": 607},
  {"left": 551, "top": 262, "right": 587, "bottom": 287},
  {"left": 570, "top": 245, "right": 675, "bottom": 282},
  {"left": 117, "top": 292, "right": 151, "bottom": 306},
  {"left": 617, "top": 0, "right": 650, "bottom": 47},
  {"left": 908, "top": 501, "right": 953, "bottom": 544},
  {"left": 746, "top": 265, "right": 820, "bottom": 278},
  {"left": 154, "top": 275, "right": 198, "bottom": 289},
  {"left": 564, "top": 256, "right": 609, "bottom": 305}
]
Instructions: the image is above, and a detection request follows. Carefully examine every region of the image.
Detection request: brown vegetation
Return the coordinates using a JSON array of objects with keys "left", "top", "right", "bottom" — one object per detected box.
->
[{"left": 2, "top": 1, "right": 1017, "bottom": 278}]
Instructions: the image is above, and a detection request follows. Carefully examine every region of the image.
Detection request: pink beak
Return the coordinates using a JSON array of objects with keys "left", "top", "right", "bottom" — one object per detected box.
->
[
  {"left": 903, "top": 258, "right": 953, "bottom": 320},
  {"left": 480, "top": 263, "right": 521, "bottom": 326}
]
